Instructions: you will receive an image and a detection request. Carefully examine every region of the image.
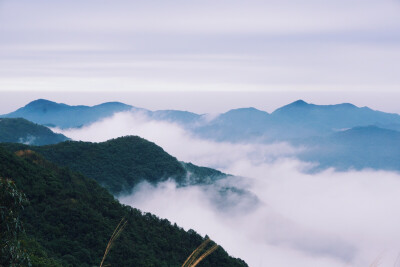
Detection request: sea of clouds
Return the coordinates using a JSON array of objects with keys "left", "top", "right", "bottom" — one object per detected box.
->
[{"left": 54, "top": 111, "right": 400, "bottom": 267}]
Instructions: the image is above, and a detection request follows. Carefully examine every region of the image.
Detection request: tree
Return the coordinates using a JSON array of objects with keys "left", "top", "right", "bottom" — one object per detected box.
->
[{"left": 0, "top": 178, "right": 31, "bottom": 266}]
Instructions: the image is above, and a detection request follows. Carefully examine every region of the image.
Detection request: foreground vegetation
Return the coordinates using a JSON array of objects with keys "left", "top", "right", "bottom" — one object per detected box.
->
[{"left": 0, "top": 147, "right": 247, "bottom": 266}]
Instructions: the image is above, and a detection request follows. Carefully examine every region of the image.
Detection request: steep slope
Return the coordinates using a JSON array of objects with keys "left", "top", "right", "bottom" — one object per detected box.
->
[
  {"left": 0, "top": 118, "right": 68, "bottom": 145},
  {"left": 297, "top": 126, "right": 400, "bottom": 171},
  {"left": 0, "top": 136, "right": 226, "bottom": 196},
  {"left": 2, "top": 99, "right": 133, "bottom": 128},
  {"left": 0, "top": 147, "right": 247, "bottom": 267}
]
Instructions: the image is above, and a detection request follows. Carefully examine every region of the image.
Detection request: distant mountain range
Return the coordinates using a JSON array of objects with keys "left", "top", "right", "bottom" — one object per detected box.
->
[
  {"left": 296, "top": 126, "right": 400, "bottom": 172},
  {"left": 1, "top": 99, "right": 133, "bottom": 128},
  {"left": 0, "top": 118, "right": 68, "bottom": 145},
  {"left": 2, "top": 98, "right": 400, "bottom": 172},
  {"left": 3, "top": 99, "right": 400, "bottom": 140},
  {"left": 194, "top": 100, "right": 400, "bottom": 142}
]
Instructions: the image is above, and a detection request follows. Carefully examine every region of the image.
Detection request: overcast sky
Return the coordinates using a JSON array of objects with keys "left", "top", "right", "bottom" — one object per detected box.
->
[{"left": 1, "top": 0, "right": 400, "bottom": 113}]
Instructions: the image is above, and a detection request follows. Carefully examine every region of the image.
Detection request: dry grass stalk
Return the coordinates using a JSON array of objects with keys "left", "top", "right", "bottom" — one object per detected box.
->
[
  {"left": 182, "top": 238, "right": 211, "bottom": 267},
  {"left": 99, "top": 220, "right": 218, "bottom": 267},
  {"left": 182, "top": 238, "right": 219, "bottom": 267},
  {"left": 99, "top": 218, "right": 128, "bottom": 267},
  {"left": 190, "top": 244, "right": 219, "bottom": 267}
]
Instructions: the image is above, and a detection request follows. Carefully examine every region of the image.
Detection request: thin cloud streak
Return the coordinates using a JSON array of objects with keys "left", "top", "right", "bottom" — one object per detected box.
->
[
  {"left": 2, "top": 0, "right": 400, "bottom": 34},
  {"left": 1, "top": 0, "right": 400, "bottom": 95}
]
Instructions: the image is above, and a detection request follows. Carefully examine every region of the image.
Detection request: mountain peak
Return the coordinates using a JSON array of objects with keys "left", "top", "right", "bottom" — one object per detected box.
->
[
  {"left": 94, "top": 101, "right": 131, "bottom": 108},
  {"left": 26, "top": 99, "right": 58, "bottom": 106},
  {"left": 24, "top": 99, "right": 68, "bottom": 110},
  {"left": 225, "top": 107, "right": 267, "bottom": 114},
  {"left": 2, "top": 99, "right": 135, "bottom": 128},
  {"left": 290, "top": 99, "right": 308, "bottom": 106},
  {"left": 219, "top": 107, "right": 269, "bottom": 121},
  {"left": 273, "top": 99, "right": 311, "bottom": 114},
  {"left": 330, "top": 103, "right": 358, "bottom": 110}
]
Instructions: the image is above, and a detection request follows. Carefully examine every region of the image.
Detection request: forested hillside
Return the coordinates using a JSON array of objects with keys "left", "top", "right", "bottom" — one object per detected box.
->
[
  {"left": 1, "top": 136, "right": 226, "bottom": 195},
  {"left": 0, "top": 147, "right": 247, "bottom": 267},
  {"left": 0, "top": 118, "right": 68, "bottom": 145}
]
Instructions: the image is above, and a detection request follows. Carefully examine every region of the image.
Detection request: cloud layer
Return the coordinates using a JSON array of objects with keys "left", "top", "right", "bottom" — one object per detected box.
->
[{"left": 54, "top": 111, "right": 400, "bottom": 266}]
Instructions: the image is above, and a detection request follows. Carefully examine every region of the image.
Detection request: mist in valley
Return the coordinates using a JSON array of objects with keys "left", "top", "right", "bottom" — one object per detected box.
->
[{"left": 54, "top": 111, "right": 400, "bottom": 266}]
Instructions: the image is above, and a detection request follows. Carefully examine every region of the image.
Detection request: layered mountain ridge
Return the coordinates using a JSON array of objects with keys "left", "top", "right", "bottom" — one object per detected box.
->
[
  {"left": 3, "top": 99, "right": 400, "bottom": 141},
  {"left": 3, "top": 99, "right": 400, "bottom": 172}
]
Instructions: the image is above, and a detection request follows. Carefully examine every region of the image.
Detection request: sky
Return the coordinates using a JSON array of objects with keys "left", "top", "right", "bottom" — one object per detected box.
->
[{"left": 1, "top": 0, "right": 400, "bottom": 113}]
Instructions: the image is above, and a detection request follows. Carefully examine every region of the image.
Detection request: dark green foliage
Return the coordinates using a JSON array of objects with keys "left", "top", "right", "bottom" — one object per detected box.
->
[
  {"left": 1, "top": 136, "right": 226, "bottom": 196},
  {"left": 0, "top": 147, "right": 247, "bottom": 266},
  {"left": 22, "top": 238, "right": 63, "bottom": 267},
  {"left": 0, "top": 118, "right": 68, "bottom": 145},
  {"left": 0, "top": 178, "right": 31, "bottom": 266}
]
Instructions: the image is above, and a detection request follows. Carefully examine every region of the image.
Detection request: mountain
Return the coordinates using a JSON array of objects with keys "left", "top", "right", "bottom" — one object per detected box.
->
[
  {"left": 192, "top": 100, "right": 400, "bottom": 142},
  {"left": 0, "top": 136, "right": 227, "bottom": 196},
  {"left": 1, "top": 99, "right": 204, "bottom": 129},
  {"left": 2, "top": 99, "right": 133, "bottom": 128},
  {"left": 267, "top": 100, "right": 400, "bottom": 139},
  {"left": 195, "top": 108, "right": 270, "bottom": 142},
  {"left": 297, "top": 126, "right": 400, "bottom": 172},
  {"left": 0, "top": 146, "right": 247, "bottom": 266},
  {"left": 151, "top": 109, "right": 201, "bottom": 125},
  {"left": 5, "top": 99, "right": 400, "bottom": 143},
  {"left": 0, "top": 118, "right": 68, "bottom": 145}
]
